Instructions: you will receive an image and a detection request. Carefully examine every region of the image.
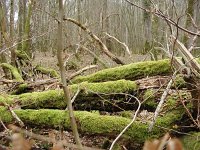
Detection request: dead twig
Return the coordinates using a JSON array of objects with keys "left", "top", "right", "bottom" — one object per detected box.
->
[
  {"left": 124, "top": 0, "right": 200, "bottom": 37},
  {"left": 68, "top": 65, "right": 97, "bottom": 80},
  {"left": 109, "top": 94, "right": 141, "bottom": 150},
  {"left": 8, "top": 125, "right": 103, "bottom": 150},
  {"left": 104, "top": 32, "right": 131, "bottom": 56},
  {"left": 63, "top": 18, "right": 125, "bottom": 65},
  {"left": 148, "top": 72, "right": 176, "bottom": 132},
  {"left": 1, "top": 97, "right": 24, "bottom": 127}
]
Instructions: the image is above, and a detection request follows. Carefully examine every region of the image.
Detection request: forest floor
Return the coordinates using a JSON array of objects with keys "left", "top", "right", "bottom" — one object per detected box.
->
[{"left": 0, "top": 52, "right": 153, "bottom": 149}]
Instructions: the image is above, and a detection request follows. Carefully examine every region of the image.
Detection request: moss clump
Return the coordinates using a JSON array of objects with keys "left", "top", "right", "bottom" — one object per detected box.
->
[
  {"left": 118, "top": 111, "right": 133, "bottom": 119},
  {"left": 181, "top": 132, "right": 200, "bottom": 150},
  {"left": 11, "top": 83, "right": 29, "bottom": 95},
  {"left": 72, "top": 59, "right": 171, "bottom": 83},
  {"left": 0, "top": 63, "right": 24, "bottom": 82},
  {"left": 35, "top": 65, "right": 59, "bottom": 78},
  {"left": 0, "top": 107, "right": 184, "bottom": 144},
  {"left": 173, "top": 75, "right": 186, "bottom": 88},
  {"left": 143, "top": 89, "right": 157, "bottom": 109}
]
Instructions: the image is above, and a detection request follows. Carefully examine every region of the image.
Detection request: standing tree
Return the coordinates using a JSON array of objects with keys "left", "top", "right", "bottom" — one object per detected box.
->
[{"left": 57, "top": 0, "right": 82, "bottom": 149}]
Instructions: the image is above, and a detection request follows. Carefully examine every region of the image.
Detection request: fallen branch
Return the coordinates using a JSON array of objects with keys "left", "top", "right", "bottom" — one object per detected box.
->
[
  {"left": 104, "top": 32, "right": 131, "bottom": 56},
  {"left": 148, "top": 73, "right": 176, "bottom": 131},
  {"left": 63, "top": 18, "right": 125, "bottom": 65},
  {"left": 68, "top": 65, "right": 97, "bottom": 80},
  {"left": 109, "top": 94, "right": 141, "bottom": 150},
  {"left": 72, "top": 59, "right": 173, "bottom": 83}
]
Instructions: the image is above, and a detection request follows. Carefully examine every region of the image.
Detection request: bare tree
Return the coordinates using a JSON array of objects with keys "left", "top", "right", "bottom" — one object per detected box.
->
[{"left": 57, "top": 0, "right": 82, "bottom": 149}]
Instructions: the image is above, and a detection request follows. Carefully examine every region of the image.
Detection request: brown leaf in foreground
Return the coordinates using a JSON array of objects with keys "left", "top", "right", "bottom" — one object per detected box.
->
[
  {"left": 143, "top": 133, "right": 183, "bottom": 150},
  {"left": 10, "top": 133, "right": 32, "bottom": 150}
]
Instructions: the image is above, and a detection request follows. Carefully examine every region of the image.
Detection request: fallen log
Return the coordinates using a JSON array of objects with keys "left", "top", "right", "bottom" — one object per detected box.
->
[
  {"left": 72, "top": 59, "right": 172, "bottom": 83},
  {"left": 0, "top": 107, "right": 185, "bottom": 145},
  {"left": 0, "top": 79, "right": 190, "bottom": 111},
  {"left": 72, "top": 59, "right": 200, "bottom": 84},
  {"left": 0, "top": 80, "right": 137, "bottom": 110}
]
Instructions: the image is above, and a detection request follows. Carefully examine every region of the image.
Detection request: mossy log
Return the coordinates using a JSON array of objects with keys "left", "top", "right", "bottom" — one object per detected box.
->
[
  {"left": 72, "top": 59, "right": 200, "bottom": 84},
  {"left": 0, "top": 107, "right": 184, "bottom": 145},
  {"left": 0, "top": 80, "right": 137, "bottom": 110},
  {"left": 72, "top": 59, "right": 172, "bottom": 83},
  {"left": 0, "top": 63, "right": 24, "bottom": 82},
  {"left": 181, "top": 132, "right": 200, "bottom": 150},
  {"left": 0, "top": 79, "right": 190, "bottom": 111},
  {"left": 35, "top": 65, "right": 59, "bottom": 78}
]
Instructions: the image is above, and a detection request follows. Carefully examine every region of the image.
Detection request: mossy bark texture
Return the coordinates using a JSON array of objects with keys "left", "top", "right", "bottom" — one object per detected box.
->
[
  {"left": 72, "top": 59, "right": 172, "bottom": 83},
  {"left": 0, "top": 63, "right": 24, "bottom": 82},
  {"left": 0, "top": 107, "right": 184, "bottom": 144}
]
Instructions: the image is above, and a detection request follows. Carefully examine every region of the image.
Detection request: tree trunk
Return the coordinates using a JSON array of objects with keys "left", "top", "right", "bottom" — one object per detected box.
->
[
  {"left": 22, "top": 0, "right": 32, "bottom": 56},
  {"left": 57, "top": 0, "right": 82, "bottom": 148},
  {"left": 10, "top": 0, "right": 16, "bottom": 66}
]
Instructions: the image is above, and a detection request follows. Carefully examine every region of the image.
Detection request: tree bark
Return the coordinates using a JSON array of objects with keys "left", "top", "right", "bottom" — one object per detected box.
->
[{"left": 57, "top": 0, "right": 82, "bottom": 149}]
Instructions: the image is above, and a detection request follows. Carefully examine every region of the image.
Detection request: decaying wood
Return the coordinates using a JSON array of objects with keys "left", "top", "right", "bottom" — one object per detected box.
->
[{"left": 171, "top": 36, "right": 200, "bottom": 75}]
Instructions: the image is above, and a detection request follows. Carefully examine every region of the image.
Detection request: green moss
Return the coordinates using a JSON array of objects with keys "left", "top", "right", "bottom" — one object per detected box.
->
[
  {"left": 181, "top": 132, "right": 200, "bottom": 150},
  {"left": 15, "top": 50, "right": 30, "bottom": 61},
  {"left": 143, "top": 89, "right": 157, "bottom": 108},
  {"left": 35, "top": 65, "right": 59, "bottom": 78},
  {"left": 72, "top": 59, "right": 172, "bottom": 83},
  {"left": 65, "top": 60, "right": 79, "bottom": 70},
  {"left": 0, "top": 107, "right": 13, "bottom": 122},
  {"left": 0, "top": 63, "right": 24, "bottom": 82},
  {"left": 173, "top": 75, "right": 186, "bottom": 88},
  {"left": 12, "top": 83, "right": 29, "bottom": 95},
  {"left": 16, "top": 89, "right": 66, "bottom": 109},
  {"left": 119, "top": 111, "right": 133, "bottom": 119},
  {"left": 0, "top": 107, "right": 184, "bottom": 144},
  {"left": 71, "top": 79, "right": 137, "bottom": 94},
  {"left": 0, "top": 80, "right": 137, "bottom": 109}
]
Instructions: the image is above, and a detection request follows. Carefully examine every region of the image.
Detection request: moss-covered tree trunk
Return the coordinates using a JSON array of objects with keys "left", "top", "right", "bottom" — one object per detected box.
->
[
  {"left": 183, "top": 0, "right": 195, "bottom": 48},
  {"left": 10, "top": 0, "right": 16, "bottom": 66},
  {"left": 22, "top": 0, "right": 33, "bottom": 56}
]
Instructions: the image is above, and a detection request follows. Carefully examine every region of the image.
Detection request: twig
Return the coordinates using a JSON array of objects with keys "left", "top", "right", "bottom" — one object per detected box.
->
[
  {"left": 124, "top": 0, "right": 200, "bottom": 37},
  {"left": 68, "top": 65, "right": 97, "bottom": 80},
  {"left": 63, "top": 18, "right": 125, "bottom": 65},
  {"left": 148, "top": 72, "right": 177, "bottom": 132},
  {"left": 188, "top": 31, "right": 200, "bottom": 52},
  {"left": 104, "top": 32, "right": 131, "bottom": 56},
  {"left": 6, "top": 104, "right": 24, "bottom": 127},
  {"left": 65, "top": 88, "right": 80, "bottom": 110},
  {"left": 8, "top": 125, "right": 102, "bottom": 150},
  {"left": 109, "top": 94, "right": 141, "bottom": 150},
  {"left": 0, "top": 119, "right": 8, "bottom": 131},
  {"left": 1, "top": 96, "right": 24, "bottom": 127}
]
